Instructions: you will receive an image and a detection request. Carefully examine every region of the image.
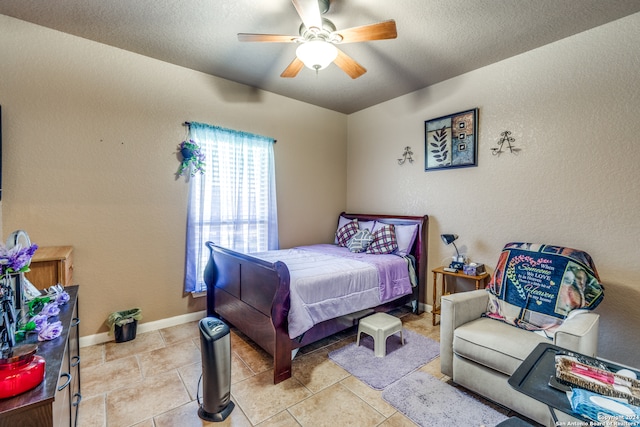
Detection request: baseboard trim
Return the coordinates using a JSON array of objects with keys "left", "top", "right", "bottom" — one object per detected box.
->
[
  {"left": 80, "top": 303, "right": 433, "bottom": 348},
  {"left": 423, "top": 302, "right": 432, "bottom": 313},
  {"left": 79, "top": 310, "right": 207, "bottom": 348}
]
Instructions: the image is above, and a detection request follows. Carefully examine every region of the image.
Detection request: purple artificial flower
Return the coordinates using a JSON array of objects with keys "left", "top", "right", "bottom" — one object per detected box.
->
[
  {"left": 31, "top": 314, "right": 49, "bottom": 332},
  {"left": 55, "top": 291, "right": 70, "bottom": 305},
  {"left": 11, "top": 244, "right": 38, "bottom": 271},
  {"left": 27, "top": 244, "right": 38, "bottom": 257},
  {"left": 0, "top": 243, "right": 38, "bottom": 276},
  {"left": 38, "top": 320, "right": 63, "bottom": 341},
  {"left": 40, "top": 302, "right": 61, "bottom": 317}
]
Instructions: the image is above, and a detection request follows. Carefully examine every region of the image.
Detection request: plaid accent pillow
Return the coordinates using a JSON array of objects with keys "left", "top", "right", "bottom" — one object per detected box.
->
[
  {"left": 336, "top": 219, "right": 358, "bottom": 247},
  {"left": 366, "top": 224, "right": 398, "bottom": 254},
  {"left": 347, "top": 229, "right": 374, "bottom": 253}
]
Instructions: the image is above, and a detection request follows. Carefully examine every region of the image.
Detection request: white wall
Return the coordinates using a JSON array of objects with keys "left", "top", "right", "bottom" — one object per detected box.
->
[
  {"left": 347, "top": 12, "right": 640, "bottom": 366},
  {"left": 0, "top": 15, "right": 347, "bottom": 336}
]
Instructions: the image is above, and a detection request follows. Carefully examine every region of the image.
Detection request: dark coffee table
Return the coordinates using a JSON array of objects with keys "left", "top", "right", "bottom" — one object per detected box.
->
[{"left": 508, "top": 342, "right": 639, "bottom": 424}]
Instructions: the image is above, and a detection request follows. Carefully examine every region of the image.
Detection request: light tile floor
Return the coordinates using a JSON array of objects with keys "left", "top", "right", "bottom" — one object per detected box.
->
[{"left": 78, "top": 310, "right": 539, "bottom": 427}]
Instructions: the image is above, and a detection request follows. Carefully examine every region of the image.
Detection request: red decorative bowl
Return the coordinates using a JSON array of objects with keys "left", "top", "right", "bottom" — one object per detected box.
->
[{"left": 0, "top": 344, "right": 46, "bottom": 399}]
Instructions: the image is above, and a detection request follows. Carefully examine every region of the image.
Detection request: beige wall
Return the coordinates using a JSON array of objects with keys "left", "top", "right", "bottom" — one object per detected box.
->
[
  {"left": 347, "top": 12, "right": 640, "bottom": 366},
  {"left": 0, "top": 15, "right": 347, "bottom": 336},
  {"left": 3, "top": 11, "right": 639, "bottom": 366}
]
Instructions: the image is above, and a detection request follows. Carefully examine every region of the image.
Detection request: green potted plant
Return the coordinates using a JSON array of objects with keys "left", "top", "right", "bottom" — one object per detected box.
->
[
  {"left": 106, "top": 308, "right": 142, "bottom": 343},
  {"left": 177, "top": 140, "right": 206, "bottom": 177}
]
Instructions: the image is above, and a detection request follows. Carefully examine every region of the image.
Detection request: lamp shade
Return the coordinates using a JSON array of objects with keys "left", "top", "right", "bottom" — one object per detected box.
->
[
  {"left": 441, "top": 233, "right": 461, "bottom": 262},
  {"left": 296, "top": 40, "right": 338, "bottom": 71},
  {"left": 440, "top": 234, "right": 458, "bottom": 245}
]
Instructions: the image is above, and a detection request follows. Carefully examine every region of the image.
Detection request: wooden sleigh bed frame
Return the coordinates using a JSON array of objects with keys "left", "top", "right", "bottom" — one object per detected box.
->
[{"left": 204, "top": 212, "right": 429, "bottom": 383}]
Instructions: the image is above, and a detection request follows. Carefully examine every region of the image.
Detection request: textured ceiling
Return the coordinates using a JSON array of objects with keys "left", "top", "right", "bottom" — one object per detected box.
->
[{"left": 2, "top": 0, "right": 640, "bottom": 114}]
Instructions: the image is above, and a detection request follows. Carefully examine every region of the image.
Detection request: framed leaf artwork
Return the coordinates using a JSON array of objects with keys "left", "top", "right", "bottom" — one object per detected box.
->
[{"left": 424, "top": 108, "right": 478, "bottom": 171}]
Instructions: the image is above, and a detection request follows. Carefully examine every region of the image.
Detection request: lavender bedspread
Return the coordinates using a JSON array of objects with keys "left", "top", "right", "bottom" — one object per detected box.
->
[{"left": 251, "top": 244, "right": 412, "bottom": 338}]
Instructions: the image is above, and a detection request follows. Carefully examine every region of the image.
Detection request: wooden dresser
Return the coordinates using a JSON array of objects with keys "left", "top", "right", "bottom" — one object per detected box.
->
[
  {"left": 0, "top": 286, "right": 81, "bottom": 427},
  {"left": 25, "top": 246, "right": 74, "bottom": 290}
]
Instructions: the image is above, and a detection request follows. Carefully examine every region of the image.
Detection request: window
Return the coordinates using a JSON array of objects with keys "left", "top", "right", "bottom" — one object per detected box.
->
[{"left": 184, "top": 122, "right": 278, "bottom": 293}]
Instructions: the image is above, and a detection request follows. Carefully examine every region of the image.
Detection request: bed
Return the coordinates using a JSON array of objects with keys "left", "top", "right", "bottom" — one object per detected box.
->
[{"left": 204, "top": 212, "right": 429, "bottom": 383}]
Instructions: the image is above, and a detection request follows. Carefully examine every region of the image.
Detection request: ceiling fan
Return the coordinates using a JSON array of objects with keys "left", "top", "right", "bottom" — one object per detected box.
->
[{"left": 237, "top": 0, "right": 397, "bottom": 79}]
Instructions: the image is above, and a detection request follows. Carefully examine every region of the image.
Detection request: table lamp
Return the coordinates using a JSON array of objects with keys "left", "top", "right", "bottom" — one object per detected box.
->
[{"left": 441, "top": 234, "right": 465, "bottom": 270}]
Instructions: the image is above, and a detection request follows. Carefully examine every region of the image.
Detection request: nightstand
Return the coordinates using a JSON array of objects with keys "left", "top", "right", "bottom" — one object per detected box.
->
[
  {"left": 432, "top": 266, "right": 490, "bottom": 326},
  {"left": 25, "top": 246, "right": 74, "bottom": 290}
]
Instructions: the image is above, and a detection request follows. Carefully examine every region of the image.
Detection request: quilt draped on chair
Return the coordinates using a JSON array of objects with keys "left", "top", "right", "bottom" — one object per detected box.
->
[{"left": 485, "top": 242, "right": 604, "bottom": 333}]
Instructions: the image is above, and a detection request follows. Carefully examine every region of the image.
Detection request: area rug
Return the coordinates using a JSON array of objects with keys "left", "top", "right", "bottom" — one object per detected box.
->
[
  {"left": 328, "top": 329, "right": 439, "bottom": 390},
  {"left": 382, "top": 371, "right": 509, "bottom": 426}
]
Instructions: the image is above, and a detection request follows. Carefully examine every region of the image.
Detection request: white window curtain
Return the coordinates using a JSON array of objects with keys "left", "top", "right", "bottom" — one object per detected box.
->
[{"left": 184, "top": 122, "right": 278, "bottom": 293}]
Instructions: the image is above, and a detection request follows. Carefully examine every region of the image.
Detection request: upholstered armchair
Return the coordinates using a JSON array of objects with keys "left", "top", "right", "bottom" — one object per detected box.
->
[{"left": 439, "top": 243, "right": 603, "bottom": 426}]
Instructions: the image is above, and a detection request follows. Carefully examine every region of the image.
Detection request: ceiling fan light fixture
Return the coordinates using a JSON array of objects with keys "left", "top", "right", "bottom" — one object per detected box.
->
[{"left": 296, "top": 40, "right": 337, "bottom": 71}]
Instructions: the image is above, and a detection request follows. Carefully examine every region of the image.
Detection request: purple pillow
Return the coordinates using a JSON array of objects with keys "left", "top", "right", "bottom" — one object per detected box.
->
[
  {"left": 389, "top": 223, "right": 418, "bottom": 256},
  {"left": 359, "top": 220, "right": 376, "bottom": 232}
]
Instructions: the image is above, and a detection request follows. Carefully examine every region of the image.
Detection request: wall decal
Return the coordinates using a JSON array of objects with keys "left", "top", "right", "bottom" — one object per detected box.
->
[
  {"left": 398, "top": 146, "right": 414, "bottom": 165},
  {"left": 491, "top": 130, "right": 520, "bottom": 155}
]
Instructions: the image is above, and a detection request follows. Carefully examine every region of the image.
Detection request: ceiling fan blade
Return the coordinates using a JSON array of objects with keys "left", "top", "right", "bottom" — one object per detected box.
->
[
  {"left": 334, "top": 48, "right": 367, "bottom": 79},
  {"left": 238, "top": 33, "right": 298, "bottom": 43},
  {"left": 336, "top": 20, "right": 397, "bottom": 43},
  {"left": 281, "top": 57, "right": 305, "bottom": 78},
  {"left": 292, "top": 0, "right": 322, "bottom": 30}
]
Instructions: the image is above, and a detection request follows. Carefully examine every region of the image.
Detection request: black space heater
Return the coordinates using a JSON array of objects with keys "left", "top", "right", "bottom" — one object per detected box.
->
[{"left": 198, "top": 317, "right": 234, "bottom": 422}]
